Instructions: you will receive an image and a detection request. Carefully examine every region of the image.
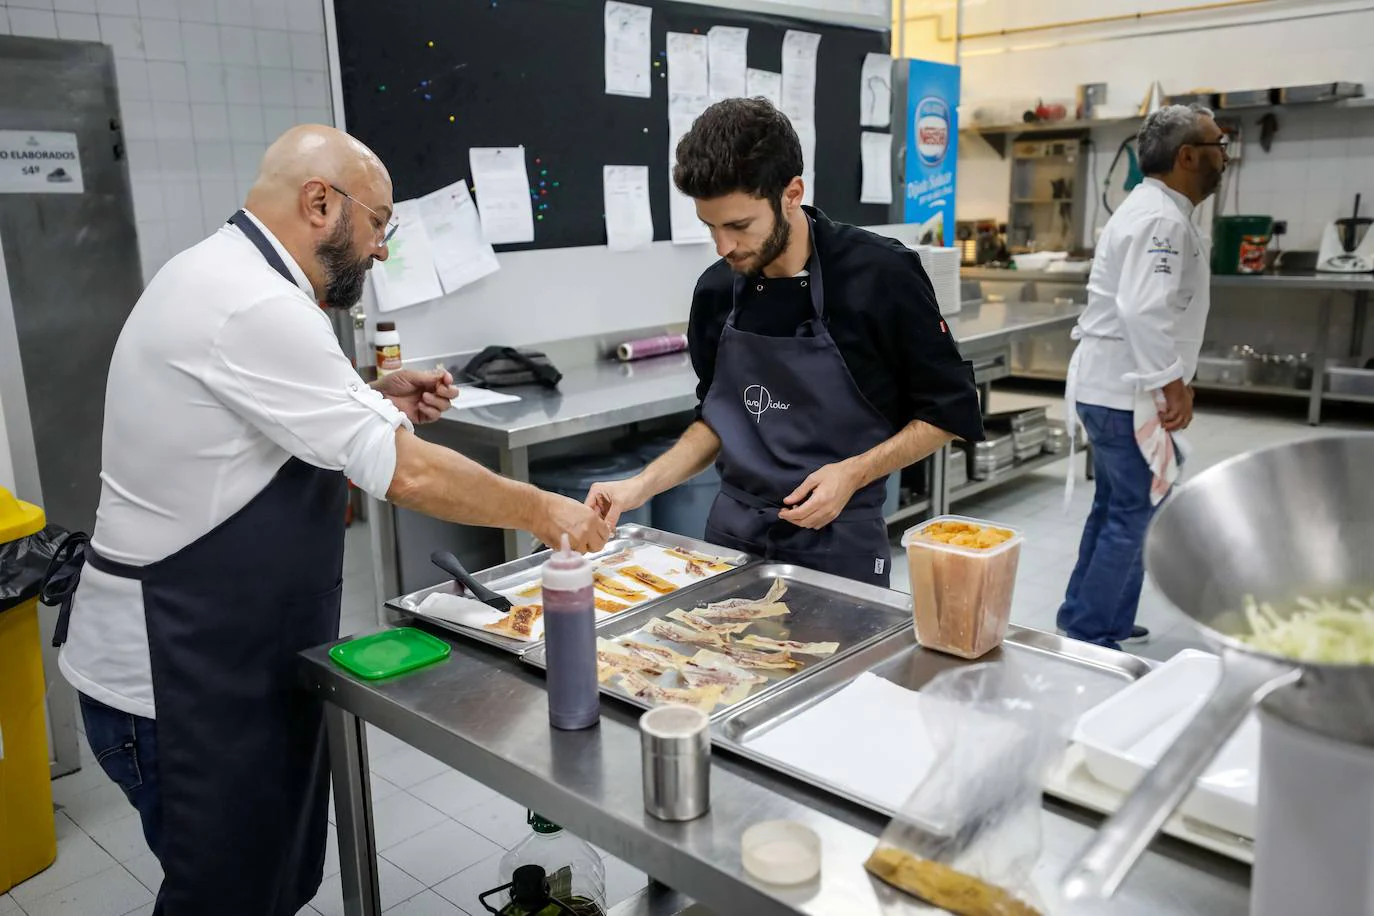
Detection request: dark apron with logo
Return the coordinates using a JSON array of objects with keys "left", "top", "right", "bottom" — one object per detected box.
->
[
  {"left": 55, "top": 210, "right": 347, "bottom": 915},
  {"left": 701, "top": 217, "right": 896, "bottom": 586}
]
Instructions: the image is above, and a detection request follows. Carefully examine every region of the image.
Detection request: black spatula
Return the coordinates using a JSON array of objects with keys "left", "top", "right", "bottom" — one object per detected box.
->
[{"left": 430, "top": 551, "right": 511, "bottom": 612}]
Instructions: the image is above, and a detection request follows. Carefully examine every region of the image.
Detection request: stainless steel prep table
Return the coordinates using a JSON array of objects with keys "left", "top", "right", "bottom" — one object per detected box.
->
[
  {"left": 966, "top": 267, "right": 1374, "bottom": 425},
  {"left": 373, "top": 302, "right": 1084, "bottom": 604},
  {"left": 301, "top": 626, "right": 1250, "bottom": 916}
]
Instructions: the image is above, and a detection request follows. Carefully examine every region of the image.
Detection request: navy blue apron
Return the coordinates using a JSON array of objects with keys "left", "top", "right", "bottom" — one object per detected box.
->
[
  {"left": 56, "top": 211, "right": 347, "bottom": 915},
  {"left": 701, "top": 217, "right": 896, "bottom": 586}
]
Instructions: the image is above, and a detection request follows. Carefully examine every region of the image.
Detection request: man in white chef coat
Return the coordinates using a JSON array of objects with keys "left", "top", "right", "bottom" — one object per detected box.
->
[
  {"left": 53, "top": 125, "right": 611, "bottom": 916},
  {"left": 1058, "top": 104, "right": 1226, "bottom": 651}
]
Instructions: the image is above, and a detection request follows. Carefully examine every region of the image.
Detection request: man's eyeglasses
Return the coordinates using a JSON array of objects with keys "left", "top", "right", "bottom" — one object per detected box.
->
[
  {"left": 1190, "top": 137, "right": 1230, "bottom": 153},
  {"left": 329, "top": 184, "right": 399, "bottom": 246}
]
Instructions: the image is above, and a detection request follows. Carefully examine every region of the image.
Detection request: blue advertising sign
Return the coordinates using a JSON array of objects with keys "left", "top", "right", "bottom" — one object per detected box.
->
[{"left": 904, "top": 59, "right": 960, "bottom": 246}]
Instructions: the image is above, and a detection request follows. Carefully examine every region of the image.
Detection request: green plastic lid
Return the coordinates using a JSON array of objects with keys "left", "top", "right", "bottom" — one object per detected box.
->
[{"left": 329, "top": 627, "right": 451, "bottom": 680}]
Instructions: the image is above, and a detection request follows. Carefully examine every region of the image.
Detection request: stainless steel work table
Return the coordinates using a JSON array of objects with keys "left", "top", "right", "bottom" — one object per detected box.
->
[
  {"left": 374, "top": 300, "right": 1085, "bottom": 597},
  {"left": 965, "top": 267, "right": 1374, "bottom": 426},
  {"left": 301, "top": 624, "right": 1250, "bottom": 916}
]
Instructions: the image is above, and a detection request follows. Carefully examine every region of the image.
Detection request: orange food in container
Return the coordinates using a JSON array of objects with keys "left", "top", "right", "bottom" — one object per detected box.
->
[{"left": 902, "top": 516, "right": 1023, "bottom": 659}]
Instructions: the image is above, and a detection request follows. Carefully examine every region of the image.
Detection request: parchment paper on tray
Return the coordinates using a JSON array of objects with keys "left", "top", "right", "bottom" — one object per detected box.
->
[{"left": 416, "top": 592, "right": 544, "bottom": 642}]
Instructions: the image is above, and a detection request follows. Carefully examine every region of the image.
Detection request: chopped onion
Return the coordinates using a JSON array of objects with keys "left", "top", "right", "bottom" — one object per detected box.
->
[{"left": 1238, "top": 593, "right": 1374, "bottom": 664}]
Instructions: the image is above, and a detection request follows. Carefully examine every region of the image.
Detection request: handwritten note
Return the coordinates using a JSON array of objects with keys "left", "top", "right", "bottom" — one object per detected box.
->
[
  {"left": 746, "top": 68, "right": 782, "bottom": 109},
  {"left": 860, "top": 53, "right": 893, "bottom": 128},
  {"left": 604, "top": 1, "right": 652, "bottom": 99},
  {"left": 603, "top": 165, "right": 654, "bottom": 251},
  {"left": 708, "top": 26, "right": 749, "bottom": 103},
  {"left": 794, "top": 118, "right": 817, "bottom": 207},
  {"left": 468, "top": 147, "right": 535, "bottom": 245},
  {"left": 666, "top": 31, "right": 709, "bottom": 118},
  {"left": 372, "top": 199, "right": 444, "bottom": 312},
  {"left": 860, "top": 132, "right": 893, "bottom": 205},
  {"left": 415, "top": 180, "right": 500, "bottom": 294},
  {"left": 781, "top": 30, "right": 820, "bottom": 122},
  {"left": 669, "top": 114, "right": 711, "bottom": 245}
]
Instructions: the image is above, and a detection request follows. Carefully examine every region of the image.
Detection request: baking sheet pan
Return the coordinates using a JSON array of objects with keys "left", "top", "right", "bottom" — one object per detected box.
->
[
  {"left": 385, "top": 525, "right": 751, "bottom": 655},
  {"left": 522, "top": 562, "right": 914, "bottom": 717},
  {"left": 711, "top": 626, "right": 1149, "bottom": 816}
]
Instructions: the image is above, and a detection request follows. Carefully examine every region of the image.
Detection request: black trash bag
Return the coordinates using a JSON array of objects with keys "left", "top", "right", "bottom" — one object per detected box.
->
[{"left": 0, "top": 525, "right": 85, "bottom": 614}]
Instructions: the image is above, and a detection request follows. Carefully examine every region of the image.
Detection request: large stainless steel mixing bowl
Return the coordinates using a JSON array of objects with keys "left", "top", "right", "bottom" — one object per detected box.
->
[{"left": 1062, "top": 432, "right": 1374, "bottom": 900}]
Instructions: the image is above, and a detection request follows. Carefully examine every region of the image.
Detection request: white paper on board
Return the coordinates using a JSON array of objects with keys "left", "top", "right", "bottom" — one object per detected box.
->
[
  {"left": 746, "top": 69, "right": 782, "bottom": 109},
  {"left": 603, "top": 165, "right": 655, "bottom": 252},
  {"left": 669, "top": 114, "right": 711, "bottom": 245},
  {"left": 793, "top": 118, "right": 817, "bottom": 207},
  {"left": 666, "top": 32, "right": 709, "bottom": 105},
  {"left": 416, "top": 179, "right": 500, "bottom": 294},
  {"left": 780, "top": 30, "right": 821, "bottom": 123},
  {"left": 604, "top": 1, "right": 653, "bottom": 99},
  {"left": 860, "top": 132, "right": 893, "bottom": 205},
  {"left": 468, "top": 147, "right": 535, "bottom": 245},
  {"left": 860, "top": 52, "right": 893, "bottom": 128},
  {"left": 707, "top": 26, "right": 749, "bottom": 103},
  {"left": 372, "top": 199, "right": 444, "bottom": 312}
]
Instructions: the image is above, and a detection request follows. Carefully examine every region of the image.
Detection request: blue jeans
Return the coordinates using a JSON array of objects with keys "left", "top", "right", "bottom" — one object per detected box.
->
[
  {"left": 79, "top": 693, "right": 163, "bottom": 861},
  {"left": 1057, "top": 404, "right": 1158, "bottom": 651}
]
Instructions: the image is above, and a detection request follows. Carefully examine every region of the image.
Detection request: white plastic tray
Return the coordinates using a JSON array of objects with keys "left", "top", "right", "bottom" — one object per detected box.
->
[{"left": 1072, "top": 648, "right": 1260, "bottom": 840}]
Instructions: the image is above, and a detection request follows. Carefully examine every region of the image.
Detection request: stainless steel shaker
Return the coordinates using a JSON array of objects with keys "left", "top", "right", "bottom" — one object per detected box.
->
[{"left": 640, "top": 705, "right": 710, "bottom": 821}]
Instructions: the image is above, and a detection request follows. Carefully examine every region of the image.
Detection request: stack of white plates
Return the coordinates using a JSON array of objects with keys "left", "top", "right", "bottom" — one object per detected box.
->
[{"left": 913, "top": 245, "right": 962, "bottom": 316}]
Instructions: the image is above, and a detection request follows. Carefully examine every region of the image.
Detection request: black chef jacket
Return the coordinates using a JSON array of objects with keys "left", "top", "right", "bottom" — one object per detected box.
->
[{"left": 688, "top": 207, "right": 985, "bottom": 444}]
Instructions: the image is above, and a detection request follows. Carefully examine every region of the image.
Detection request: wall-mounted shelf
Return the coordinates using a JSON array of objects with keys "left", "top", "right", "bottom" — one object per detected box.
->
[{"left": 963, "top": 93, "right": 1371, "bottom": 159}]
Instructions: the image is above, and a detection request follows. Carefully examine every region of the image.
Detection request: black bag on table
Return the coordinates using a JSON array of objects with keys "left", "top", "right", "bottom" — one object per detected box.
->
[{"left": 458, "top": 346, "right": 562, "bottom": 389}]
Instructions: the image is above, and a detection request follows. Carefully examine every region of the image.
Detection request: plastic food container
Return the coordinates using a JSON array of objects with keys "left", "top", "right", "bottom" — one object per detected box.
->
[{"left": 902, "top": 516, "right": 1023, "bottom": 659}]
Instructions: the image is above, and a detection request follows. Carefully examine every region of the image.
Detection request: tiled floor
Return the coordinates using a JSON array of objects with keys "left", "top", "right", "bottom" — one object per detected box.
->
[{"left": 7, "top": 388, "right": 1369, "bottom": 915}]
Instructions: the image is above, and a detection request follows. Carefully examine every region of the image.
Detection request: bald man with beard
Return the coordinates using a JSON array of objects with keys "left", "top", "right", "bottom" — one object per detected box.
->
[{"left": 55, "top": 125, "right": 611, "bottom": 915}]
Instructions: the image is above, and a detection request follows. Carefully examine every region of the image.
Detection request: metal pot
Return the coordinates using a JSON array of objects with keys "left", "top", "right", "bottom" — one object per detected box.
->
[{"left": 1061, "top": 433, "right": 1374, "bottom": 900}]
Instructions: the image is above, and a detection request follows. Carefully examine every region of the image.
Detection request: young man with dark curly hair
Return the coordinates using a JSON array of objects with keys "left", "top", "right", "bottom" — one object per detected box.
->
[{"left": 587, "top": 98, "right": 983, "bottom": 586}]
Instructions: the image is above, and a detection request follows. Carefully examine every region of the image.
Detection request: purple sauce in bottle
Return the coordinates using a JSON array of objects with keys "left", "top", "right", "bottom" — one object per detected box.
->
[{"left": 541, "top": 534, "right": 600, "bottom": 730}]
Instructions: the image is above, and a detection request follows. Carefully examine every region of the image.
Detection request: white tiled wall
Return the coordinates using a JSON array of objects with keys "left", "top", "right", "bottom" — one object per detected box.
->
[
  {"left": 955, "top": 2, "right": 1374, "bottom": 250},
  {"left": 0, "top": 0, "right": 332, "bottom": 283}
]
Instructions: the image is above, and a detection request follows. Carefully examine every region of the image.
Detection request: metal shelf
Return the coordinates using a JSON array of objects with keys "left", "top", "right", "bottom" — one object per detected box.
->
[
  {"left": 1325, "top": 390, "right": 1374, "bottom": 405},
  {"left": 1191, "top": 381, "right": 1310, "bottom": 399},
  {"left": 949, "top": 450, "right": 1069, "bottom": 504},
  {"left": 884, "top": 497, "right": 932, "bottom": 528}
]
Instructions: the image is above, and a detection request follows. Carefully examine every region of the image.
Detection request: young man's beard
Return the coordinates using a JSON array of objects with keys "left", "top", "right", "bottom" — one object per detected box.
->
[
  {"left": 730, "top": 198, "right": 792, "bottom": 277},
  {"left": 316, "top": 208, "right": 370, "bottom": 309}
]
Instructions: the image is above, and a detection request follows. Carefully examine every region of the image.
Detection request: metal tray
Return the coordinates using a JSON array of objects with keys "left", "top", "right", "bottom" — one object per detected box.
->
[
  {"left": 384, "top": 524, "right": 752, "bottom": 656},
  {"left": 711, "top": 626, "right": 1150, "bottom": 817},
  {"left": 522, "top": 563, "right": 914, "bottom": 718}
]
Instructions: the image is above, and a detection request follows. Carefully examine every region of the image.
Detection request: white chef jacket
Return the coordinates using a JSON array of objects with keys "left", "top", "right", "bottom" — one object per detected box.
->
[
  {"left": 1068, "top": 177, "right": 1212, "bottom": 412},
  {"left": 60, "top": 211, "right": 412, "bottom": 718}
]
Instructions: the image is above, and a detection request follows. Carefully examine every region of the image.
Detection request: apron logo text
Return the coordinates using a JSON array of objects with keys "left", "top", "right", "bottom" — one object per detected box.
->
[{"left": 743, "top": 384, "right": 790, "bottom": 422}]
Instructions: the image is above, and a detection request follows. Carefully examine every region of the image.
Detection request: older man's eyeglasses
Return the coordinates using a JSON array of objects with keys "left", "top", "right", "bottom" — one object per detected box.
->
[
  {"left": 329, "top": 184, "right": 399, "bottom": 246},
  {"left": 1190, "top": 137, "right": 1230, "bottom": 153}
]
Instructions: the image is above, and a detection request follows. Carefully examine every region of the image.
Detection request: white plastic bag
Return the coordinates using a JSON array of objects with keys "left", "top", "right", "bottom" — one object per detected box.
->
[{"left": 866, "top": 657, "right": 1102, "bottom": 916}]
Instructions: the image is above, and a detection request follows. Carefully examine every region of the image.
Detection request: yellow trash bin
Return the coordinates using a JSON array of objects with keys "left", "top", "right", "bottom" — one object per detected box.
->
[{"left": 0, "top": 486, "right": 57, "bottom": 893}]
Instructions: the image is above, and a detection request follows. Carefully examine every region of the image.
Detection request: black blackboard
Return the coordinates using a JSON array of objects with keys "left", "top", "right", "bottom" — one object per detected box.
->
[{"left": 334, "top": 0, "right": 891, "bottom": 251}]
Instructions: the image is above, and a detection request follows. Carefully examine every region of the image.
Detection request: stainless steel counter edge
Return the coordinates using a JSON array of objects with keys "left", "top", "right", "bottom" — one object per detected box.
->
[
  {"left": 964, "top": 266, "right": 1374, "bottom": 291},
  {"left": 302, "top": 630, "right": 1250, "bottom": 916},
  {"left": 432, "top": 302, "right": 1084, "bottom": 450},
  {"left": 301, "top": 639, "right": 906, "bottom": 916}
]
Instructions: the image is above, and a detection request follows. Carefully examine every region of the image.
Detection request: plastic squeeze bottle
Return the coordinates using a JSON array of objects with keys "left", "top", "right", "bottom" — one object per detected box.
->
[{"left": 541, "top": 534, "right": 600, "bottom": 729}]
